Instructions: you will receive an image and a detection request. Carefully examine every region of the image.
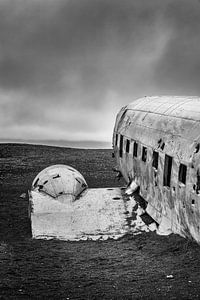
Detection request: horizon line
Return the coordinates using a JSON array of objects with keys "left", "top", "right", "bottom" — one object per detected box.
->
[{"left": 0, "top": 138, "right": 112, "bottom": 149}]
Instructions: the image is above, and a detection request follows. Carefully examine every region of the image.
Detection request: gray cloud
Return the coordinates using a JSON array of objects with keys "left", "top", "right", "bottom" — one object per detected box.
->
[
  {"left": 0, "top": 0, "right": 200, "bottom": 143},
  {"left": 154, "top": 1, "right": 200, "bottom": 95}
]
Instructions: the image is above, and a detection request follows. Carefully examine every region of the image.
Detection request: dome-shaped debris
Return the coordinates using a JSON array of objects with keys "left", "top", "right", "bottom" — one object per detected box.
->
[{"left": 32, "top": 165, "right": 87, "bottom": 200}]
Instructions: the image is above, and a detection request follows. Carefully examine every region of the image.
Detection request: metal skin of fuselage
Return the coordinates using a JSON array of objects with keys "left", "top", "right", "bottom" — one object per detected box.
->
[{"left": 112, "top": 96, "right": 200, "bottom": 243}]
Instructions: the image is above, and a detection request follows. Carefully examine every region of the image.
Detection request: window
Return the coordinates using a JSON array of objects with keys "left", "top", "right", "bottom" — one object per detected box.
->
[
  {"left": 119, "top": 135, "right": 123, "bottom": 158},
  {"left": 152, "top": 151, "right": 159, "bottom": 187},
  {"left": 142, "top": 146, "right": 147, "bottom": 162},
  {"left": 126, "top": 139, "right": 130, "bottom": 153},
  {"left": 196, "top": 169, "right": 200, "bottom": 194},
  {"left": 152, "top": 151, "right": 159, "bottom": 170},
  {"left": 115, "top": 134, "right": 118, "bottom": 146},
  {"left": 133, "top": 142, "right": 138, "bottom": 157},
  {"left": 163, "top": 155, "right": 173, "bottom": 187},
  {"left": 178, "top": 163, "right": 187, "bottom": 184}
]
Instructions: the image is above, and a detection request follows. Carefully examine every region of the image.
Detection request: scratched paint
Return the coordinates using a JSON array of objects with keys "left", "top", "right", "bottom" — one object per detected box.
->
[{"left": 113, "top": 96, "right": 200, "bottom": 243}]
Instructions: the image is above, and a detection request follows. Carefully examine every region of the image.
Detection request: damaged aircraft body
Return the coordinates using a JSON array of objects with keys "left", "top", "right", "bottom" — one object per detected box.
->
[
  {"left": 113, "top": 96, "right": 200, "bottom": 243},
  {"left": 29, "top": 95, "right": 200, "bottom": 244}
]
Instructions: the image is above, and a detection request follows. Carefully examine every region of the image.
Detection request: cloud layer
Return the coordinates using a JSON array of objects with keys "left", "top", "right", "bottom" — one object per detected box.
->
[{"left": 1, "top": 0, "right": 200, "bottom": 144}]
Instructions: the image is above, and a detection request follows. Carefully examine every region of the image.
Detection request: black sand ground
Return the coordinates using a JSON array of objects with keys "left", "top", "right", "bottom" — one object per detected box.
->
[{"left": 1, "top": 143, "right": 200, "bottom": 299}]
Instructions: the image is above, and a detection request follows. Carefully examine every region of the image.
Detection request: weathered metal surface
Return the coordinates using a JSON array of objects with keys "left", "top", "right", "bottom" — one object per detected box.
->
[
  {"left": 32, "top": 164, "right": 88, "bottom": 201},
  {"left": 113, "top": 96, "right": 200, "bottom": 243},
  {"left": 30, "top": 187, "right": 150, "bottom": 241},
  {"left": 30, "top": 165, "right": 150, "bottom": 241}
]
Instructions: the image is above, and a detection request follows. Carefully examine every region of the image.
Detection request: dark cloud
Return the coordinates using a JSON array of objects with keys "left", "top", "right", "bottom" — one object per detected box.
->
[
  {"left": 154, "top": 1, "right": 200, "bottom": 95},
  {"left": 0, "top": 0, "right": 168, "bottom": 95},
  {"left": 0, "top": 0, "right": 200, "bottom": 142}
]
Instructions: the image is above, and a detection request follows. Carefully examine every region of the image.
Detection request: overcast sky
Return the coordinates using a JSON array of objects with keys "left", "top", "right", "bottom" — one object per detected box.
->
[{"left": 1, "top": 0, "right": 200, "bottom": 146}]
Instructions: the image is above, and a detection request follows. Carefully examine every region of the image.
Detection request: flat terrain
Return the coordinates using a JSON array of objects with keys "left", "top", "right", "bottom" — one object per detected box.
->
[{"left": 1, "top": 143, "right": 200, "bottom": 299}]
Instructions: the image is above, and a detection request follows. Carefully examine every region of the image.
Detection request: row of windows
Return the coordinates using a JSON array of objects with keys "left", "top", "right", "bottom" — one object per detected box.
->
[
  {"left": 115, "top": 133, "right": 187, "bottom": 187},
  {"left": 118, "top": 135, "right": 139, "bottom": 158}
]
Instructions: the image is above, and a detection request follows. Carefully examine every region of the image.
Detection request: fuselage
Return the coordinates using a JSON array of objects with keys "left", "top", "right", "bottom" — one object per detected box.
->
[{"left": 113, "top": 96, "right": 200, "bottom": 242}]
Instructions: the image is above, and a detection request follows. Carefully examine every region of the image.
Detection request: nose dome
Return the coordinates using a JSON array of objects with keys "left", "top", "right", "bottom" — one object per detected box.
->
[{"left": 32, "top": 164, "right": 87, "bottom": 200}]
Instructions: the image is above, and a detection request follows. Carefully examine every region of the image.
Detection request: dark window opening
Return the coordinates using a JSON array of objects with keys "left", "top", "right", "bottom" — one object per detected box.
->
[
  {"left": 195, "top": 144, "right": 200, "bottom": 153},
  {"left": 152, "top": 151, "right": 159, "bottom": 170},
  {"left": 142, "top": 146, "right": 147, "bottom": 162},
  {"left": 115, "top": 134, "right": 118, "bottom": 146},
  {"left": 126, "top": 139, "right": 130, "bottom": 153},
  {"left": 192, "top": 199, "right": 195, "bottom": 205},
  {"left": 178, "top": 164, "right": 187, "bottom": 184},
  {"left": 119, "top": 135, "right": 123, "bottom": 158},
  {"left": 163, "top": 155, "right": 173, "bottom": 187},
  {"left": 153, "top": 151, "right": 159, "bottom": 187},
  {"left": 196, "top": 170, "right": 200, "bottom": 194},
  {"left": 133, "top": 142, "right": 138, "bottom": 157}
]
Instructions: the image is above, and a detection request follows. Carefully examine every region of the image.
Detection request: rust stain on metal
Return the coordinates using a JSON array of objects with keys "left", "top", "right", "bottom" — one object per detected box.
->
[{"left": 113, "top": 96, "right": 200, "bottom": 243}]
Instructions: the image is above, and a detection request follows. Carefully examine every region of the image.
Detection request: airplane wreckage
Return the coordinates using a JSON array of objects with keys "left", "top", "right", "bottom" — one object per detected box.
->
[{"left": 29, "top": 96, "right": 200, "bottom": 243}]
